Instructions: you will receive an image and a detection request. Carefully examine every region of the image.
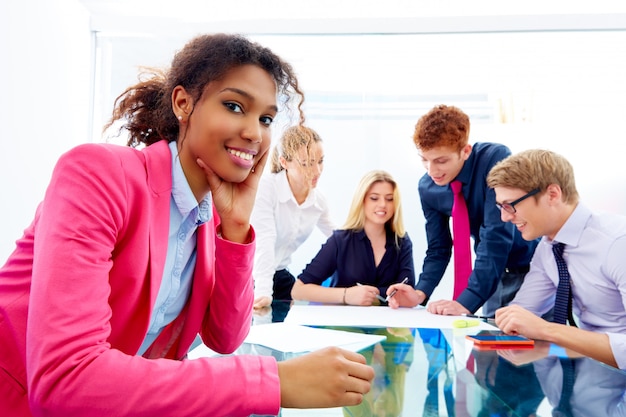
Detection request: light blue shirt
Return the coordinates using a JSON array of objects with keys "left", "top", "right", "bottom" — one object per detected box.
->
[
  {"left": 512, "top": 203, "right": 626, "bottom": 369},
  {"left": 137, "top": 141, "right": 212, "bottom": 355},
  {"left": 533, "top": 357, "right": 626, "bottom": 416}
]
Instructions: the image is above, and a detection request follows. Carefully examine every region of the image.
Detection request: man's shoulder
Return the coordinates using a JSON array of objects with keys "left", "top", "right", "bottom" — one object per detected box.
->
[
  {"left": 417, "top": 172, "right": 433, "bottom": 188},
  {"left": 471, "top": 142, "right": 511, "bottom": 159},
  {"left": 467, "top": 142, "right": 512, "bottom": 177},
  {"left": 590, "top": 211, "right": 626, "bottom": 239}
]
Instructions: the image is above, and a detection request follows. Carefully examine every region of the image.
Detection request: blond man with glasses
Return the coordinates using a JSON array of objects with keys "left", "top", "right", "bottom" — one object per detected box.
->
[{"left": 488, "top": 149, "right": 626, "bottom": 370}]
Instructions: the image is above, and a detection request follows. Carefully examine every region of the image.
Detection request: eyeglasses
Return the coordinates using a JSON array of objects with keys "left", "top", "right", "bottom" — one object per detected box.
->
[{"left": 496, "top": 188, "right": 540, "bottom": 214}]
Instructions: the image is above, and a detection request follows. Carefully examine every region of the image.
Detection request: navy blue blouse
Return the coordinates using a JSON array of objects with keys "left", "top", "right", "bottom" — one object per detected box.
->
[
  {"left": 298, "top": 228, "right": 416, "bottom": 297},
  {"left": 416, "top": 142, "right": 538, "bottom": 312}
]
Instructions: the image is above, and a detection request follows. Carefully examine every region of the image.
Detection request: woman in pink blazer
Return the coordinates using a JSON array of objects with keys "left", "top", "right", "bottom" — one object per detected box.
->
[{"left": 0, "top": 33, "right": 373, "bottom": 417}]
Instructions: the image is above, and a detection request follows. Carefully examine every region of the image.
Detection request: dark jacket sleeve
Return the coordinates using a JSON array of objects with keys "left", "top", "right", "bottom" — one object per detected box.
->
[{"left": 415, "top": 180, "right": 452, "bottom": 298}]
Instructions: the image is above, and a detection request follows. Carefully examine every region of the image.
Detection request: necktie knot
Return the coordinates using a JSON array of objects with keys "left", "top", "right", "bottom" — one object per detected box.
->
[
  {"left": 553, "top": 241, "right": 565, "bottom": 258},
  {"left": 450, "top": 180, "right": 462, "bottom": 194}
]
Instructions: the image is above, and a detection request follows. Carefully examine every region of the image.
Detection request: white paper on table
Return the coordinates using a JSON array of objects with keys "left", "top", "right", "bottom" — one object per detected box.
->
[
  {"left": 284, "top": 304, "right": 497, "bottom": 331},
  {"left": 242, "top": 322, "right": 386, "bottom": 353}
]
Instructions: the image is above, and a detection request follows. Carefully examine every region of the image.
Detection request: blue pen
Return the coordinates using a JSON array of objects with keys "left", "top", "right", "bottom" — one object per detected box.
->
[{"left": 385, "top": 277, "right": 409, "bottom": 302}]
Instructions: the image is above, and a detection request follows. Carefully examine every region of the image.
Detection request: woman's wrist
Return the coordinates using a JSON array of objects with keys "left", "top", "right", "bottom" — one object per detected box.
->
[
  {"left": 217, "top": 223, "right": 252, "bottom": 244},
  {"left": 342, "top": 287, "right": 348, "bottom": 305}
]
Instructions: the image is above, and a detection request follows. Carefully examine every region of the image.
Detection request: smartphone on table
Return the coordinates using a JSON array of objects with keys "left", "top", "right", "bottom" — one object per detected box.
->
[{"left": 466, "top": 330, "right": 535, "bottom": 350}]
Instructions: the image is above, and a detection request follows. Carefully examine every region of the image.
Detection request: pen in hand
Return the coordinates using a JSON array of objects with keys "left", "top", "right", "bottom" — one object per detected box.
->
[
  {"left": 356, "top": 282, "right": 387, "bottom": 303},
  {"left": 385, "top": 277, "right": 409, "bottom": 302}
]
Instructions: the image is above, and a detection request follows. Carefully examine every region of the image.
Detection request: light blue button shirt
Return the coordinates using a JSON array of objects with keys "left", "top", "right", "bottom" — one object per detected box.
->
[
  {"left": 512, "top": 203, "right": 626, "bottom": 369},
  {"left": 137, "top": 141, "right": 212, "bottom": 355}
]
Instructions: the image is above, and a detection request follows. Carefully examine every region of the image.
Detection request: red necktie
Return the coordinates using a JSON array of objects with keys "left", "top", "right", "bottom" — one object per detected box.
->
[{"left": 450, "top": 180, "right": 472, "bottom": 299}]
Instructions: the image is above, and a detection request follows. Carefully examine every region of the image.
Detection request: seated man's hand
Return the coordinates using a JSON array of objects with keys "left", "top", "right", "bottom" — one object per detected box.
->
[{"left": 495, "top": 304, "right": 554, "bottom": 340}]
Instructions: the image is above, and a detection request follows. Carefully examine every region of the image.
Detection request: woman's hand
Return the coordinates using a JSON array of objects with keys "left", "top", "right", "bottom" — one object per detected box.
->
[
  {"left": 347, "top": 284, "right": 381, "bottom": 306},
  {"left": 196, "top": 149, "right": 269, "bottom": 243},
  {"left": 277, "top": 346, "right": 374, "bottom": 409}
]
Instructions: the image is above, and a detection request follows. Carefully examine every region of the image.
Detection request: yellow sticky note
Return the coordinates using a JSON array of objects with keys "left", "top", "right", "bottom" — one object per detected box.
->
[{"left": 453, "top": 319, "right": 479, "bottom": 328}]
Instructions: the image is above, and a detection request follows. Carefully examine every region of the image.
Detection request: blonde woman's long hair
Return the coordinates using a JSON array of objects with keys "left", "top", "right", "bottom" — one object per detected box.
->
[
  {"left": 270, "top": 125, "right": 322, "bottom": 173},
  {"left": 342, "top": 170, "right": 406, "bottom": 247}
]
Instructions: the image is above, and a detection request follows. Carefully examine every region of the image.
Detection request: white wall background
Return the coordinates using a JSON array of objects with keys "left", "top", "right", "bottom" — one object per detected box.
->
[{"left": 0, "top": 0, "right": 92, "bottom": 262}]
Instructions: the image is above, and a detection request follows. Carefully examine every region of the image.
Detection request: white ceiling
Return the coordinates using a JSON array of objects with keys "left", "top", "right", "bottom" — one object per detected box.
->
[{"left": 79, "top": 0, "right": 626, "bottom": 36}]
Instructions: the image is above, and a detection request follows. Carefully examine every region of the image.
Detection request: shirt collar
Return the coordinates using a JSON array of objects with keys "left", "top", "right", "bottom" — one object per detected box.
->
[
  {"left": 277, "top": 170, "right": 293, "bottom": 203},
  {"left": 354, "top": 226, "right": 394, "bottom": 246},
  {"left": 453, "top": 149, "right": 475, "bottom": 186},
  {"left": 551, "top": 202, "right": 590, "bottom": 248},
  {"left": 169, "top": 141, "right": 212, "bottom": 224}
]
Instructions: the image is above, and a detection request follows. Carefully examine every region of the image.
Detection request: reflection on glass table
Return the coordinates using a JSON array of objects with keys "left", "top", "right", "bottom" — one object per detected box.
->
[
  {"left": 334, "top": 327, "right": 414, "bottom": 417},
  {"left": 195, "top": 301, "right": 626, "bottom": 417}
]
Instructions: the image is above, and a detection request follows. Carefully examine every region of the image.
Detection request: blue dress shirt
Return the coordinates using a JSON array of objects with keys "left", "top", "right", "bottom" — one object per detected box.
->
[
  {"left": 417, "top": 142, "right": 538, "bottom": 312},
  {"left": 298, "top": 228, "right": 416, "bottom": 296}
]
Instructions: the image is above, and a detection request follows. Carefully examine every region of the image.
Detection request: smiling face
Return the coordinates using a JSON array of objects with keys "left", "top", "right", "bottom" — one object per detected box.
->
[
  {"left": 419, "top": 144, "right": 471, "bottom": 186},
  {"left": 363, "top": 181, "right": 395, "bottom": 227},
  {"left": 495, "top": 186, "right": 549, "bottom": 240},
  {"left": 174, "top": 64, "right": 277, "bottom": 196},
  {"left": 495, "top": 183, "right": 577, "bottom": 242}
]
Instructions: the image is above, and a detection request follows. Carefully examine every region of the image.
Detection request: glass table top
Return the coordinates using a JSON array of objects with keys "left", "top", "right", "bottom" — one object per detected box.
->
[{"left": 200, "top": 301, "right": 626, "bottom": 417}]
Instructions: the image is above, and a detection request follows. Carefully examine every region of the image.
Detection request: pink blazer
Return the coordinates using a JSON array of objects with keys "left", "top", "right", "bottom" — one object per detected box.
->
[{"left": 0, "top": 141, "right": 280, "bottom": 417}]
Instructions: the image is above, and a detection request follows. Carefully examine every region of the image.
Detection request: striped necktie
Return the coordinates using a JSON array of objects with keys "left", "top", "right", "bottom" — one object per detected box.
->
[
  {"left": 552, "top": 242, "right": 576, "bottom": 326},
  {"left": 551, "top": 242, "right": 576, "bottom": 417}
]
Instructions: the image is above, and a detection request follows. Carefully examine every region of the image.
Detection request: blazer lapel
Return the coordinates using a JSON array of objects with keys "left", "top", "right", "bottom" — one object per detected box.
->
[{"left": 143, "top": 141, "right": 173, "bottom": 309}]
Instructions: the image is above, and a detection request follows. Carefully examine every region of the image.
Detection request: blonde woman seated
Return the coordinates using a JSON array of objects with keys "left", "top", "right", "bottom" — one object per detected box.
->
[{"left": 292, "top": 170, "right": 415, "bottom": 306}]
